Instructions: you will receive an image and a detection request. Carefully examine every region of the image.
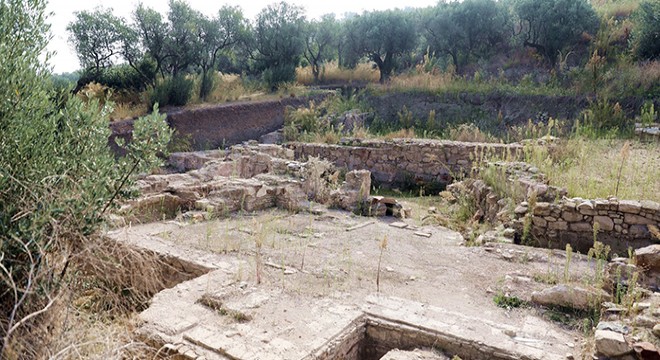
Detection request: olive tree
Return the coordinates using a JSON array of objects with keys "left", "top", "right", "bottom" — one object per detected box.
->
[
  {"left": 344, "top": 9, "right": 417, "bottom": 83},
  {"left": 67, "top": 7, "right": 130, "bottom": 74},
  {"left": 197, "top": 6, "right": 249, "bottom": 99},
  {"left": 631, "top": 0, "right": 660, "bottom": 61},
  {"left": 1, "top": 0, "right": 171, "bottom": 357},
  {"left": 304, "top": 14, "right": 339, "bottom": 83},
  {"left": 253, "top": 1, "right": 307, "bottom": 88},
  {"left": 514, "top": 0, "right": 598, "bottom": 65},
  {"left": 424, "top": 0, "right": 511, "bottom": 70}
]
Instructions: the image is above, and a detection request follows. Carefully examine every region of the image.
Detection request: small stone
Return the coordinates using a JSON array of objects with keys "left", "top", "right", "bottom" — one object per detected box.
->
[
  {"left": 385, "top": 267, "right": 394, "bottom": 272},
  {"left": 514, "top": 205, "right": 528, "bottom": 214},
  {"left": 597, "top": 321, "right": 631, "bottom": 335},
  {"left": 632, "top": 342, "right": 659, "bottom": 360},
  {"left": 654, "top": 324, "right": 660, "bottom": 338},
  {"left": 389, "top": 222, "right": 408, "bottom": 229},
  {"left": 595, "top": 329, "right": 632, "bottom": 357},
  {"left": 636, "top": 245, "right": 660, "bottom": 272},
  {"left": 414, "top": 231, "right": 432, "bottom": 238}
]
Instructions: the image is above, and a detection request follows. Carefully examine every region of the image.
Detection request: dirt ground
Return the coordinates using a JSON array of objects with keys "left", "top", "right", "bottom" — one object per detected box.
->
[{"left": 107, "top": 195, "right": 602, "bottom": 359}]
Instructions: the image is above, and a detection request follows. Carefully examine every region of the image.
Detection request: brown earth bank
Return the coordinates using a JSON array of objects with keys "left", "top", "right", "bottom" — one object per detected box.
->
[
  {"left": 109, "top": 93, "right": 330, "bottom": 155},
  {"left": 109, "top": 91, "right": 656, "bottom": 155},
  {"left": 362, "top": 90, "right": 658, "bottom": 133}
]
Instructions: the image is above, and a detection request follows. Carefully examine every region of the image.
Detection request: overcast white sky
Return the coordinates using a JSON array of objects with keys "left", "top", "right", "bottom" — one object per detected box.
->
[{"left": 45, "top": 0, "right": 436, "bottom": 74}]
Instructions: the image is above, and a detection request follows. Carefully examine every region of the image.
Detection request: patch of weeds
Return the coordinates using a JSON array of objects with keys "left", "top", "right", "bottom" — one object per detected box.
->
[
  {"left": 493, "top": 293, "right": 527, "bottom": 309},
  {"left": 532, "top": 272, "right": 558, "bottom": 285},
  {"left": 197, "top": 294, "right": 253, "bottom": 323},
  {"left": 540, "top": 305, "right": 600, "bottom": 334}
]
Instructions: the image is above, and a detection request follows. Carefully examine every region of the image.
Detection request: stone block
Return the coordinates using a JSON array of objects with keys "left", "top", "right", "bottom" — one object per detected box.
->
[
  {"left": 577, "top": 201, "right": 597, "bottom": 215},
  {"left": 570, "top": 222, "right": 593, "bottom": 232},
  {"left": 548, "top": 221, "right": 568, "bottom": 231},
  {"left": 629, "top": 224, "right": 650, "bottom": 237},
  {"left": 532, "top": 216, "right": 547, "bottom": 227},
  {"left": 533, "top": 202, "right": 551, "bottom": 216},
  {"left": 562, "top": 211, "right": 582, "bottom": 222},
  {"left": 624, "top": 213, "right": 655, "bottom": 225},
  {"left": 618, "top": 200, "right": 641, "bottom": 214},
  {"left": 594, "top": 330, "right": 632, "bottom": 357},
  {"left": 594, "top": 216, "right": 614, "bottom": 231}
]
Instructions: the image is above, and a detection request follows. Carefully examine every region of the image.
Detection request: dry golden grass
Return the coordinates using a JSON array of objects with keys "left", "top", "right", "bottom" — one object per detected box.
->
[
  {"left": 109, "top": 102, "right": 148, "bottom": 121},
  {"left": 592, "top": 0, "right": 639, "bottom": 18},
  {"left": 524, "top": 139, "right": 660, "bottom": 202},
  {"left": 296, "top": 62, "right": 380, "bottom": 85},
  {"left": 48, "top": 310, "right": 154, "bottom": 360},
  {"left": 386, "top": 70, "right": 455, "bottom": 92}
]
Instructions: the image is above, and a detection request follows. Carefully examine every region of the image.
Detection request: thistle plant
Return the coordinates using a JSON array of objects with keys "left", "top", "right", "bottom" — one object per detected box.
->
[
  {"left": 614, "top": 141, "right": 630, "bottom": 197},
  {"left": 377, "top": 235, "right": 388, "bottom": 293}
]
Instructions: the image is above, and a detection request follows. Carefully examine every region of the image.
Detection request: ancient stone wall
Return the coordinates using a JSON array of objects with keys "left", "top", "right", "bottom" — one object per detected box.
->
[
  {"left": 110, "top": 94, "right": 329, "bottom": 155},
  {"left": 523, "top": 198, "right": 660, "bottom": 255},
  {"left": 448, "top": 162, "right": 660, "bottom": 254},
  {"left": 290, "top": 139, "right": 522, "bottom": 189}
]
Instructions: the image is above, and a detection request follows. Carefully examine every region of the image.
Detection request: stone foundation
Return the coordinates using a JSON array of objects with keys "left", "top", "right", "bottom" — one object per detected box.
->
[
  {"left": 522, "top": 198, "right": 659, "bottom": 255},
  {"left": 290, "top": 139, "right": 522, "bottom": 189}
]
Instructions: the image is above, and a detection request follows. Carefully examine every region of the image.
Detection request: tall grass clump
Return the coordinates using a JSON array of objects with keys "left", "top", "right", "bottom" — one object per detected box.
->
[
  {"left": 296, "top": 62, "right": 380, "bottom": 85},
  {"left": 0, "top": 1, "right": 172, "bottom": 357}
]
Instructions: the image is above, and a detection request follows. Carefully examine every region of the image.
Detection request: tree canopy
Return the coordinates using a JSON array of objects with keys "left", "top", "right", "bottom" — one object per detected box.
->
[
  {"left": 344, "top": 9, "right": 417, "bottom": 82},
  {"left": 514, "top": 0, "right": 598, "bottom": 65}
]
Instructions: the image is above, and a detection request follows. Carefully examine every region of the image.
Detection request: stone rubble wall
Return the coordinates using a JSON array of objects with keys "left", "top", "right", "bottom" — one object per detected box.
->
[
  {"left": 447, "top": 161, "right": 659, "bottom": 254},
  {"left": 121, "top": 144, "right": 371, "bottom": 223},
  {"left": 521, "top": 198, "right": 660, "bottom": 255},
  {"left": 289, "top": 139, "right": 523, "bottom": 189}
]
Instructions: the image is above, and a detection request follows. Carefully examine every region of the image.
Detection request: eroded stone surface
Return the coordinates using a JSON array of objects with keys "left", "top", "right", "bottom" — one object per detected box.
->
[{"left": 109, "top": 210, "right": 584, "bottom": 360}]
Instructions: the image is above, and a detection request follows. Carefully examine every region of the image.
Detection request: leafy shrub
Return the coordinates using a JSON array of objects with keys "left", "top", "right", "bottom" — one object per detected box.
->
[
  {"left": 150, "top": 75, "right": 194, "bottom": 107},
  {"left": 0, "top": 2, "right": 172, "bottom": 355},
  {"left": 631, "top": 0, "right": 660, "bottom": 60},
  {"left": 263, "top": 63, "right": 298, "bottom": 89},
  {"left": 574, "top": 98, "right": 632, "bottom": 138}
]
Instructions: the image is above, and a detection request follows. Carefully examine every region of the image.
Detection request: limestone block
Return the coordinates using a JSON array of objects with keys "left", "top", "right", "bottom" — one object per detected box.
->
[
  {"left": 570, "top": 222, "right": 593, "bottom": 232},
  {"left": 635, "top": 245, "right": 660, "bottom": 272},
  {"left": 533, "top": 202, "right": 552, "bottom": 216},
  {"left": 562, "top": 211, "right": 582, "bottom": 222},
  {"left": 619, "top": 200, "right": 642, "bottom": 214},
  {"left": 531, "top": 284, "right": 611, "bottom": 310},
  {"left": 594, "top": 216, "right": 615, "bottom": 231},
  {"left": 594, "top": 330, "right": 632, "bottom": 357},
  {"left": 532, "top": 216, "right": 547, "bottom": 227},
  {"left": 624, "top": 213, "right": 655, "bottom": 225},
  {"left": 547, "top": 221, "right": 568, "bottom": 231},
  {"left": 577, "top": 201, "right": 597, "bottom": 215}
]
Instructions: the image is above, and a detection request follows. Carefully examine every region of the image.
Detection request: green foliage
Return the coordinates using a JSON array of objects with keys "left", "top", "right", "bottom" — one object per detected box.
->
[
  {"left": 631, "top": 0, "right": 660, "bottom": 60},
  {"left": 344, "top": 9, "right": 417, "bottom": 82},
  {"left": 574, "top": 98, "right": 632, "bottom": 138},
  {"left": 253, "top": 1, "right": 306, "bottom": 88},
  {"left": 424, "top": 0, "right": 511, "bottom": 70},
  {"left": 493, "top": 293, "right": 526, "bottom": 309},
  {"left": 150, "top": 75, "right": 194, "bottom": 107},
  {"left": 304, "top": 14, "right": 339, "bottom": 83},
  {"left": 0, "top": 0, "right": 172, "bottom": 355},
  {"left": 67, "top": 7, "right": 130, "bottom": 72},
  {"left": 514, "top": 0, "right": 599, "bottom": 65},
  {"left": 197, "top": 5, "right": 250, "bottom": 100}
]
